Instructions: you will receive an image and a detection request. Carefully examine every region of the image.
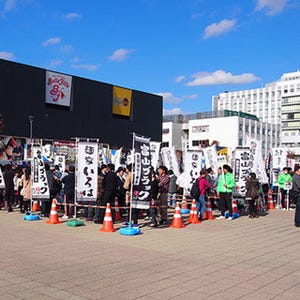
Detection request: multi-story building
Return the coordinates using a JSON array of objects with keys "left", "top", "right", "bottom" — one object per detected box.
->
[
  {"left": 163, "top": 111, "right": 274, "bottom": 158},
  {"left": 281, "top": 94, "right": 300, "bottom": 148},
  {"left": 212, "top": 70, "right": 300, "bottom": 147}
]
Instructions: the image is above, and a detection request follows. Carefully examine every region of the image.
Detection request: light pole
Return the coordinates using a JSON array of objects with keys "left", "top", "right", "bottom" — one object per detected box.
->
[{"left": 28, "top": 115, "right": 34, "bottom": 143}]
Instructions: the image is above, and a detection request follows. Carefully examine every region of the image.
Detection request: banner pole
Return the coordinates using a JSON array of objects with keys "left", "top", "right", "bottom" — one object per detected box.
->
[{"left": 129, "top": 132, "right": 135, "bottom": 226}]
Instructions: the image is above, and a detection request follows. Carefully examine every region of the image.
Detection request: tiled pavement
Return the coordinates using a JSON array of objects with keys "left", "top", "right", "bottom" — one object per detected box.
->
[{"left": 0, "top": 208, "right": 299, "bottom": 300}]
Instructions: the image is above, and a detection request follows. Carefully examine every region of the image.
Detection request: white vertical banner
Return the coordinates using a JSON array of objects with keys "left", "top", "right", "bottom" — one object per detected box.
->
[
  {"left": 233, "top": 147, "right": 251, "bottom": 197},
  {"left": 0, "top": 166, "right": 5, "bottom": 189},
  {"left": 98, "top": 146, "right": 109, "bottom": 166},
  {"left": 183, "top": 151, "right": 203, "bottom": 195},
  {"left": 160, "top": 147, "right": 179, "bottom": 177},
  {"left": 271, "top": 148, "right": 287, "bottom": 170},
  {"left": 54, "top": 155, "right": 65, "bottom": 173},
  {"left": 45, "top": 70, "right": 72, "bottom": 107},
  {"left": 203, "top": 145, "right": 218, "bottom": 174},
  {"left": 32, "top": 145, "right": 50, "bottom": 199},
  {"left": 77, "top": 142, "right": 98, "bottom": 202},
  {"left": 111, "top": 148, "right": 122, "bottom": 170},
  {"left": 126, "top": 150, "right": 133, "bottom": 165},
  {"left": 150, "top": 141, "right": 160, "bottom": 170},
  {"left": 245, "top": 137, "right": 268, "bottom": 184}
]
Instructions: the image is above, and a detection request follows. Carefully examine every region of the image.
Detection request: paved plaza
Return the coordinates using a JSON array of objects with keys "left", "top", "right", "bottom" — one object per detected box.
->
[{"left": 0, "top": 208, "right": 299, "bottom": 300}]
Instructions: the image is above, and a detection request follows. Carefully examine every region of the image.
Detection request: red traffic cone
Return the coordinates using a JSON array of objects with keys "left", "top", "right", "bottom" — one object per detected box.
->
[
  {"left": 267, "top": 189, "right": 275, "bottom": 210},
  {"left": 46, "top": 199, "right": 62, "bottom": 224},
  {"left": 232, "top": 198, "right": 239, "bottom": 219},
  {"left": 100, "top": 203, "right": 116, "bottom": 232},
  {"left": 186, "top": 199, "right": 201, "bottom": 224},
  {"left": 204, "top": 198, "right": 215, "bottom": 220},
  {"left": 170, "top": 202, "right": 185, "bottom": 228},
  {"left": 32, "top": 200, "right": 40, "bottom": 212},
  {"left": 114, "top": 197, "right": 122, "bottom": 221}
]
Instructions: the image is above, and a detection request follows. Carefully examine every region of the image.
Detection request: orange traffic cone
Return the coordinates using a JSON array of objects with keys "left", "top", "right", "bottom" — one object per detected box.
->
[
  {"left": 46, "top": 199, "right": 62, "bottom": 224},
  {"left": 267, "top": 189, "right": 275, "bottom": 210},
  {"left": 114, "top": 197, "right": 122, "bottom": 221},
  {"left": 203, "top": 198, "right": 215, "bottom": 220},
  {"left": 186, "top": 199, "right": 201, "bottom": 224},
  {"left": 100, "top": 203, "right": 115, "bottom": 232},
  {"left": 32, "top": 200, "right": 40, "bottom": 212},
  {"left": 170, "top": 202, "right": 185, "bottom": 228}
]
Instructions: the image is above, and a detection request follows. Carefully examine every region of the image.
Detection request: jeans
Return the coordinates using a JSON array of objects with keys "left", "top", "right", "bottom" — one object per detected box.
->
[{"left": 197, "top": 194, "right": 206, "bottom": 219}]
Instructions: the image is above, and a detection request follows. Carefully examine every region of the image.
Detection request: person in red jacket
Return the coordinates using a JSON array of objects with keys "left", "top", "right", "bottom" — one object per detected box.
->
[{"left": 197, "top": 169, "right": 211, "bottom": 221}]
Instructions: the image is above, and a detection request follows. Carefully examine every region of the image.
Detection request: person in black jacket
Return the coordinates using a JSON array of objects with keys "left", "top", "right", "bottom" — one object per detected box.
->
[
  {"left": 3, "top": 164, "right": 15, "bottom": 212},
  {"left": 62, "top": 166, "right": 75, "bottom": 218},
  {"left": 149, "top": 171, "right": 159, "bottom": 227},
  {"left": 292, "top": 166, "right": 300, "bottom": 227},
  {"left": 97, "top": 163, "right": 117, "bottom": 223},
  {"left": 245, "top": 173, "right": 260, "bottom": 218}
]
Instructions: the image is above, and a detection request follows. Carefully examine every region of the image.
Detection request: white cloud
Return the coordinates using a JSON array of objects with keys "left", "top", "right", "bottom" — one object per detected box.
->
[
  {"left": 42, "top": 37, "right": 61, "bottom": 46},
  {"left": 187, "top": 70, "right": 260, "bottom": 86},
  {"left": 175, "top": 75, "right": 185, "bottom": 83},
  {"left": 203, "top": 19, "right": 236, "bottom": 39},
  {"left": 50, "top": 59, "right": 62, "bottom": 67},
  {"left": 63, "top": 12, "right": 81, "bottom": 20},
  {"left": 71, "top": 64, "right": 100, "bottom": 71},
  {"left": 108, "top": 48, "right": 135, "bottom": 62},
  {"left": 163, "top": 108, "right": 184, "bottom": 116},
  {"left": 255, "top": 0, "right": 287, "bottom": 15},
  {"left": 60, "top": 44, "right": 74, "bottom": 54},
  {"left": 156, "top": 92, "right": 182, "bottom": 104},
  {"left": 3, "top": 0, "right": 15, "bottom": 12},
  {"left": 182, "top": 94, "right": 198, "bottom": 99},
  {"left": 0, "top": 51, "right": 14, "bottom": 60}
]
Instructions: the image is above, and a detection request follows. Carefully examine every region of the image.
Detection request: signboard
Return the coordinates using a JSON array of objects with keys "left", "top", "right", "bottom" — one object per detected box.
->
[
  {"left": 112, "top": 86, "right": 132, "bottom": 117},
  {"left": 45, "top": 70, "right": 72, "bottom": 107}
]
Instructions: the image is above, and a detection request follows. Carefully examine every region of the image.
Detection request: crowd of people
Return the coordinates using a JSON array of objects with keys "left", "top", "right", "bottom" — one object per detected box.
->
[{"left": 1, "top": 162, "right": 300, "bottom": 227}]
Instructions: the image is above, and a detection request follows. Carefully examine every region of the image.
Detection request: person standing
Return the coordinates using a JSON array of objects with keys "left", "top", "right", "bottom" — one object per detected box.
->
[
  {"left": 197, "top": 169, "right": 210, "bottom": 221},
  {"left": 246, "top": 173, "right": 260, "bottom": 218},
  {"left": 216, "top": 165, "right": 236, "bottom": 220},
  {"left": 3, "top": 164, "right": 15, "bottom": 212},
  {"left": 149, "top": 171, "right": 159, "bottom": 227},
  {"left": 21, "top": 167, "right": 31, "bottom": 214},
  {"left": 292, "top": 166, "right": 300, "bottom": 227},
  {"left": 94, "top": 164, "right": 107, "bottom": 224},
  {"left": 278, "top": 167, "right": 293, "bottom": 209},
  {"left": 167, "top": 169, "right": 177, "bottom": 208},
  {"left": 62, "top": 166, "right": 75, "bottom": 218},
  {"left": 157, "top": 166, "right": 170, "bottom": 225}
]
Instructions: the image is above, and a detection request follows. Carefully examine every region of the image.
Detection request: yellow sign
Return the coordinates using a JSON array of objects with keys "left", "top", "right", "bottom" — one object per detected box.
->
[
  {"left": 112, "top": 86, "right": 132, "bottom": 117},
  {"left": 217, "top": 147, "right": 228, "bottom": 158}
]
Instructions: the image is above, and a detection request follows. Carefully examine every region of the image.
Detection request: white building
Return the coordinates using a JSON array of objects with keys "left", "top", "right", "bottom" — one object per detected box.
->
[
  {"left": 163, "top": 111, "right": 274, "bottom": 158},
  {"left": 212, "top": 70, "right": 300, "bottom": 147}
]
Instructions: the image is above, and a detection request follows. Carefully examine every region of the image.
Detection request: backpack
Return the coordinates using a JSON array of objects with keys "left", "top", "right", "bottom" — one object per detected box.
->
[{"left": 190, "top": 178, "right": 200, "bottom": 199}]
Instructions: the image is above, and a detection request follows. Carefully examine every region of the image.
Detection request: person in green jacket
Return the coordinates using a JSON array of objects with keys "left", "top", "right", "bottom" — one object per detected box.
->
[
  {"left": 216, "top": 164, "right": 236, "bottom": 220},
  {"left": 277, "top": 167, "right": 293, "bottom": 209}
]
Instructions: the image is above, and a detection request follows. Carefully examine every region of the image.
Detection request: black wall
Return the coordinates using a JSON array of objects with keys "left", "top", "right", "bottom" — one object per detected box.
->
[{"left": 0, "top": 59, "right": 162, "bottom": 148}]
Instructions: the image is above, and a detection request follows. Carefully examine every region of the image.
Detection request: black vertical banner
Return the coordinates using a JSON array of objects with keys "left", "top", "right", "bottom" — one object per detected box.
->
[{"left": 132, "top": 136, "right": 151, "bottom": 209}]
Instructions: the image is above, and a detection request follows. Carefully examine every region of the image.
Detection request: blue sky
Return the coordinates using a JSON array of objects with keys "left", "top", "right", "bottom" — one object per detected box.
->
[{"left": 1, "top": 0, "right": 299, "bottom": 115}]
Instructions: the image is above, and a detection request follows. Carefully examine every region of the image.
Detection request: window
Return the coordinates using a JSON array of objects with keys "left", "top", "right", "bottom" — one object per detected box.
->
[
  {"left": 192, "top": 140, "right": 209, "bottom": 146},
  {"left": 162, "top": 128, "right": 170, "bottom": 134}
]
